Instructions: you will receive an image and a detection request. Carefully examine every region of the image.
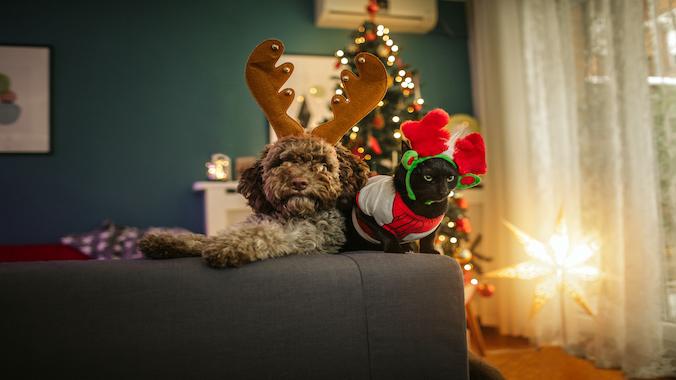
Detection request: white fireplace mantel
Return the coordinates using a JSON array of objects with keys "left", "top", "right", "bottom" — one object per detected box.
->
[{"left": 193, "top": 181, "right": 252, "bottom": 236}]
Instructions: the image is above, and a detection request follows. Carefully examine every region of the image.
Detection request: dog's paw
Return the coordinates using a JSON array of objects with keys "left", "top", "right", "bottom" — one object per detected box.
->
[
  {"left": 201, "top": 245, "right": 248, "bottom": 268},
  {"left": 139, "top": 233, "right": 205, "bottom": 259}
]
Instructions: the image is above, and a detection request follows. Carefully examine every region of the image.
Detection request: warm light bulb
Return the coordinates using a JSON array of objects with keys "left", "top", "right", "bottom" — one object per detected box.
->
[
  {"left": 352, "top": 126, "right": 359, "bottom": 132},
  {"left": 340, "top": 57, "right": 348, "bottom": 65},
  {"left": 387, "top": 55, "right": 395, "bottom": 63},
  {"left": 448, "top": 222, "right": 455, "bottom": 228},
  {"left": 357, "top": 147, "right": 365, "bottom": 153},
  {"left": 464, "top": 264, "right": 473, "bottom": 271},
  {"left": 391, "top": 45, "right": 399, "bottom": 52},
  {"left": 376, "top": 30, "right": 383, "bottom": 37},
  {"left": 398, "top": 70, "right": 406, "bottom": 76},
  {"left": 383, "top": 28, "right": 390, "bottom": 34},
  {"left": 335, "top": 88, "right": 343, "bottom": 95},
  {"left": 382, "top": 35, "right": 390, "bottom": 41},
  {"left": 395, "top": 76, "right": 402, "bottom": 82},
  {"left": 438, "top": 235, "right": 447, "bottom": 241},
  {"left": 470, "top": 278, "right": 479, "bottom": 285},
  {"left": 393, "top": 131, "right": 402, "bottom": 139},
  {"left": 386, "top": 40, "right": 394, "bottom": 47},
  {"left": 377, "top": 24, "right": 384, "bottom": 31},
  {"left": 404, "top": 77, "right": 412, "bottom": 83},
  {"left": 350, "top": 132, "right": 357, "bottom": 140},
  {"left": 377, "top": 100, "right": 384, "bottom": 107},
  {"left": 450, "top": 237, "right": 458, "bottom": 244},
  {"left": 364, "top": 154, "right": 372, "bottom": 160},
  {"left": 392, "top": 116, "right": 400, "bottom": 122},
  {"left": 336, "top": 50, "right": 344, "bottom": 57},
  {"left": 417, "top": 98, "right": 425, "bottom": 105}
]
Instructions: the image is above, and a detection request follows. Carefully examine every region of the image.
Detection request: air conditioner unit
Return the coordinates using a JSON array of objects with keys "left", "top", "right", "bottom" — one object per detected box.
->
[{"left": 315, "top": 0, "right": 438, "bottom": 34}]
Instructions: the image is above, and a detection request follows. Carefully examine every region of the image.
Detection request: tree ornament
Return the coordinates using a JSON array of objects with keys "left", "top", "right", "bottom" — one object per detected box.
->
[
  {"left": 456, "top": 197, "right": 469, "bottom": 209},
  {"left": 455, "top": 248, "right": 473, "bottom": 265},
  {"left": 368, "top": 135, "right": 383, "bottom": 154},
  {"left": 455, "top": 218, "right": 472, "bottom": 233},
  {"left": 477, "top": 283, "right": 495, "bottom": 297},
  {"left": 365, "top": 32, "right": 377, "bottom": 42},
  {"left": 351, "top": 145, "right": 365, "bottom": 158},
  {"left": 366, "top": 0, "right": 379, "bottom": 17},
  {"left": 373, "top": 113, "right": 385, "bottom": 129}
]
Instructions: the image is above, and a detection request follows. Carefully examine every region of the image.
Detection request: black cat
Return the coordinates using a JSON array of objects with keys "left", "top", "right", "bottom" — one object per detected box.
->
[
  {"left": 343, "top": 140, "right": 459, "bottom": 254},
  {"left": 342, "top": 108, "right": 486, "bottom": 254}
]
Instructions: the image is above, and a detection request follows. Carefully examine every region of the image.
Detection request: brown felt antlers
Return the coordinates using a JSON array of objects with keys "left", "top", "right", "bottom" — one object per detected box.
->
[{"left": 245, "top": 39, "right": 387, "bottom": 145}]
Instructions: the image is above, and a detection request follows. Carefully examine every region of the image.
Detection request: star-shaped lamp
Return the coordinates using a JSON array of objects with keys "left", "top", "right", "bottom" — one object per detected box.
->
[{"left": 485, "top": 213, "right": 600, "bottom": 317}]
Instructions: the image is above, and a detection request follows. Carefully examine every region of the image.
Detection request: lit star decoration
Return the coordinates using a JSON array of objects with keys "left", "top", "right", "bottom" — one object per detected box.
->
[{"left": 485, "top": 214, "right": 600, "bottom": 317}]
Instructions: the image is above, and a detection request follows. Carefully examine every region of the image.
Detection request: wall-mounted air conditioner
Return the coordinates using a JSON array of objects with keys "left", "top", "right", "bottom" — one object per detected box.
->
[{"left": 315, "top": 0, "right": 438, "bottom": 34}]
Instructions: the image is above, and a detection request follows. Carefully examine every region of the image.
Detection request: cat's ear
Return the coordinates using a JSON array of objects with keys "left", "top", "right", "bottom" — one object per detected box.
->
[{"left": 401, "top": 139, "right": 412, "bottom": 153}]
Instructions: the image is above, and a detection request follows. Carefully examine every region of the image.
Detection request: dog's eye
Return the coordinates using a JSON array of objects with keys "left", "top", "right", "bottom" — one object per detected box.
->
[
  {"left": 447, "top": 176, "right": 455, "bottom": 183},
  {"left": 423, "top": 175, "right": 433, "bottom": 182}
]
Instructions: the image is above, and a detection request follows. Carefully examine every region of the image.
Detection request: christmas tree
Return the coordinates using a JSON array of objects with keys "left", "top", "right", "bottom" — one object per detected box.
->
[
  {"left": 333, "top": 3, "right": 493, "bottom": 296},
  {"left": 333, "top": 19, "right": 424, "bottom": 174}
]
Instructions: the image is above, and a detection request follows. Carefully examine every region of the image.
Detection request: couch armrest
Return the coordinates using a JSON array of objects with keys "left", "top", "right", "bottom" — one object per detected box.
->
[{"left": 343, "top": 252, "right": 468, "bottom": 379}]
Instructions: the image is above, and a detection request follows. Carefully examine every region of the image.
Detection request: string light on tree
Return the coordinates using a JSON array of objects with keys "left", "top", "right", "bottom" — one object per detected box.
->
[{"left": 335, "top": 15, "right": 420, "bottom": 172}]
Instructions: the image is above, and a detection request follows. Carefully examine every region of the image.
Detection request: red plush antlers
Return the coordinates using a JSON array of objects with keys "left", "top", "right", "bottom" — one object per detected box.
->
[
  {"left": 401, "top": 108, "right": 487, "bottom": 177},
  {"left": 401, "top": 109, "right": 451, "bottom": 157},
  {"left": 245, "top": 39, "right": 388, "bottom": 145}
]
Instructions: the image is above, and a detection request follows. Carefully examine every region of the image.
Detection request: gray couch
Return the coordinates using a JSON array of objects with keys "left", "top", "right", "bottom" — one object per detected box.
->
[{"left": 0, "top": 252, "right": 468, "bottom": 379}]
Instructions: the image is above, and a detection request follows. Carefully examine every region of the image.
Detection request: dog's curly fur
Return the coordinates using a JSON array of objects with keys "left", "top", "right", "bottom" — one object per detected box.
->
[{"left": 140, "top": 134, "right": 369, "bottom": 268}]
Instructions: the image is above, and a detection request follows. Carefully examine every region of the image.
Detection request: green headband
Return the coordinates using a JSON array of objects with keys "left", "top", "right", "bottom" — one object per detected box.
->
[{"left": 400, "top": 150, "right": 481, "bottom": 202}]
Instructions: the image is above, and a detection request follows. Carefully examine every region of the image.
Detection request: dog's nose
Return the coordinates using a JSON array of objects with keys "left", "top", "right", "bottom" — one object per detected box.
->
[{"left": 292, "top": 178, "right": 308, "bottom": 190}]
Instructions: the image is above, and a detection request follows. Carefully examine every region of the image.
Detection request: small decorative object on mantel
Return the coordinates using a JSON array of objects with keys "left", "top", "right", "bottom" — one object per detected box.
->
[{"left": 205, "top": 153, "right": 232, "bottom": 181}]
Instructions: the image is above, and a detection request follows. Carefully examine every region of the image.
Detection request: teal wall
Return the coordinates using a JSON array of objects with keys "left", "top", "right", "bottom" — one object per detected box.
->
[{"left": 0, "top": 0, "right": 471, "bottom": 244}]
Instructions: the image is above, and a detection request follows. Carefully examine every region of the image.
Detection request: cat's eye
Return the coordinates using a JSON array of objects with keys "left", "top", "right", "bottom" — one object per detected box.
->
[
  {"left": 423, "top": 175, "right": 433, "bottom": 182},
  {"left": 447, "top": 176, "right": 455, "bottom": 182}
]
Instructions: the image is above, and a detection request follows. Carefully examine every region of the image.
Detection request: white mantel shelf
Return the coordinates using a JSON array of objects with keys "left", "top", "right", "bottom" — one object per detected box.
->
[
  {"left": 193, "top": 181, "right": 252, "bottom": 236},
  {"left": 193, "top": 181, "right": 240, "bottom": 191}
]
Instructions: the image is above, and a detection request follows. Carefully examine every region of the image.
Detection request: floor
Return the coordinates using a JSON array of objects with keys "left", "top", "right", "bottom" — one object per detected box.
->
[{"left": 476, "top": 327, "right": 625, "bottom": 380}]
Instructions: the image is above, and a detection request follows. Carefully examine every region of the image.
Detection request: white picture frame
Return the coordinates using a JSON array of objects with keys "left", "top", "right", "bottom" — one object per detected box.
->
[
  {"left": 0, "top": 45, "right": 50, "bottom": 153},
  {"left": 268, "top": 54, "right": 337, "bottom": 143}
]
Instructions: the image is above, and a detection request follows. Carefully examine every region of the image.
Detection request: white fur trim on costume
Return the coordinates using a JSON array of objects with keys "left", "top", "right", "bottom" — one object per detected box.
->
[{"left": 357, "top": 175, "right": 395, "bottom": 225}]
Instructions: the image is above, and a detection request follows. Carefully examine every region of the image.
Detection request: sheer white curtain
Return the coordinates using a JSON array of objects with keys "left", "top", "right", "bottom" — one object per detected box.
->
[{"left": 470, "top": 0, "right": 675, "bottom": 377}]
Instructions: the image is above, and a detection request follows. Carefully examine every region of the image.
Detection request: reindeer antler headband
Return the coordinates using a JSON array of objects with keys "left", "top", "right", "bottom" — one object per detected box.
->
[
  {"left": 246, "top": 39, "right": 388, "bottom": 144},
  {"left": 400, "top": 109, "right": 487, "bottom": 201}
]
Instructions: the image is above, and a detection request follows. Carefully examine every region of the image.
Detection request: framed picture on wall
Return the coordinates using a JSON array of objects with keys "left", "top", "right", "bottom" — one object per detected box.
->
[
  {"left": 268, "top": 54, "right": 337, "bottom": 143},
  {"left": 0, "top": 45, "right": 50, "bottom": 153}
]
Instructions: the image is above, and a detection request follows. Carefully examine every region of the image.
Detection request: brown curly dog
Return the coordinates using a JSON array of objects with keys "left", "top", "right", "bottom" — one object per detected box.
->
[{"left": 139, "top": 134, "right": 369, "bottom": 267}]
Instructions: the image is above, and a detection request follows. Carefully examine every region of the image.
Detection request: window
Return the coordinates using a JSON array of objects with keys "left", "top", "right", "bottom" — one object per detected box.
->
[{"left": 644, "top": 0, "right": 676, "bottom": 322}]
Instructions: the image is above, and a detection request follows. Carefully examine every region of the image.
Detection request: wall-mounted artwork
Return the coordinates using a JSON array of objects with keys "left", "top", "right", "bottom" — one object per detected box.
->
[
  {"left": 0, "top": 45, "right": 50, "bottom": 153},
  {"left": 268, "top": 54, "right": 337, "bottom": 143}
]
